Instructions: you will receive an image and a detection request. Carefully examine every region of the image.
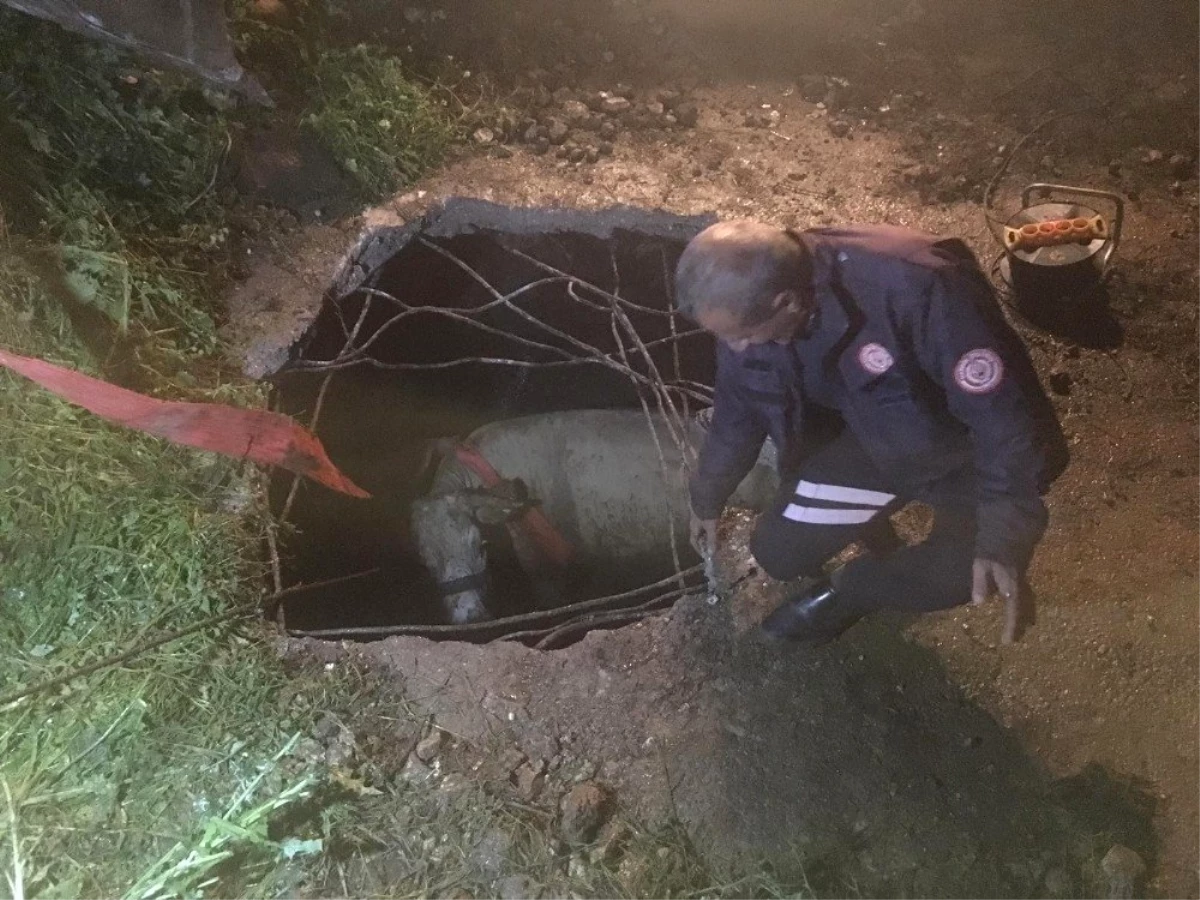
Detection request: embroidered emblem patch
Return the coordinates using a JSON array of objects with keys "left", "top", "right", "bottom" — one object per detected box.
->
[
  {"left": 953, "top": 348, "right": 1005, "bottom": 394},
  {"left": 857, "top": 342, "right": 894, "bottom": 375}
]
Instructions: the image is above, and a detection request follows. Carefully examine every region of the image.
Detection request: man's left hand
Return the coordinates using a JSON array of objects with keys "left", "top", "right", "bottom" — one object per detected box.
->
[{"left": 971, "top": 558, "right": 1034, "bottom": 644}]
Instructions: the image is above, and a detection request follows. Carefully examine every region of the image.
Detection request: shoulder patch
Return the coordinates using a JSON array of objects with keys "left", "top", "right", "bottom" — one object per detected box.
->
[
  {"left": 953, "top": 348, "right": 1005, "bottom": 394},
  {"left": 857, "top": 342, "right": 895, "bottom": 375}
]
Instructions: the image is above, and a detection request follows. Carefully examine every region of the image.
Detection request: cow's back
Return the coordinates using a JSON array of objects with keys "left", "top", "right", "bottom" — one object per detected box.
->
[{"left": 445, "top": 410, "right": 690, "bottom": 566}]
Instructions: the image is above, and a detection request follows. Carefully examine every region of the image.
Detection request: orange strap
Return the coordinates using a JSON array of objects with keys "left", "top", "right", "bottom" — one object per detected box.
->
[{"left": 453, "top": 443, "right": 574, "bottom": 568}]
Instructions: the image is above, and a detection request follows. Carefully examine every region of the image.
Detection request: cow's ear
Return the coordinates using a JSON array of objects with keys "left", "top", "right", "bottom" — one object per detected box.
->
[{"left": 467, "top": 480, "right": 533, "bottom": 525}]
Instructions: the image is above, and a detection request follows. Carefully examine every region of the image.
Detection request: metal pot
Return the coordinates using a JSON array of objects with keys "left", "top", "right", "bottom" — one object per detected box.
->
[{"left": 998, "top": 183, "right": 1124, "bottom": 304}]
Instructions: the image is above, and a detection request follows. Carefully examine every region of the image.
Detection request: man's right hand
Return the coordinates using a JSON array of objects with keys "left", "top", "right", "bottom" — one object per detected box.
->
[{"left": 689, "top": 513, "right": 719, "bottom": 557}]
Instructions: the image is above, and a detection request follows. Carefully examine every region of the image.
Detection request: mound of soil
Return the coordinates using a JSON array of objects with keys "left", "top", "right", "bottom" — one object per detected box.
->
[{"left": 285, "top": 567, "right": 1150, "bottom": 898}]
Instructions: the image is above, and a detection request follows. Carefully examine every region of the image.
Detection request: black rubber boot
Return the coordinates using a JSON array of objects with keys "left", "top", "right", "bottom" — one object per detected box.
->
[{"left": 760, "top": 579, "right": 863, "bottom": 644}]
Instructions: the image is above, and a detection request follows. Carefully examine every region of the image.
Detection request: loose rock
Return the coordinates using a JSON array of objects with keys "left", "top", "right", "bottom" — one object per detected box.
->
[
  {"left": 599, "top": 120, "right": 618, "bottom": 141},
  {"left": 472, "top": 127, "right": 495, "bottom": 145},
  {"left": 674, "top": 102, "right": 699, "bottom": 127},
  {"left": 588, "top": 820, "right": 631, "bottom": 864},
  {"left": 601, "top": 96, "right": 632, "bottom": 114},
  {"left": 1101, "top": 844, "right": 1146, "bottom": 899},
  {"left": 468, "top": 827, "right": 514, "bottom": 878},
  {"left": 1048, "top": 370, "right": 1072, "bottom": 396},
  {"left": 497, "top": 875, "right": 538, "bottom": 900},
  {"left": 1043, "top": 866, "right": 1075, "bottom": 896},
  {"left": 559, "top": 781, "right": 614, "bottom": 844},
  {"left": 514, "top": 760, "right": 546, "bottom": 801},
  {"left": 828, "top": 119, "right": 851, "bottom": 138},
  {"left": 546, "top": 119, "right": 570, "bottom": 145},
  {"left": 798, "top": 74, "right": 828, "bottom": 103},
  {"left": 597, "top": 141, "right": 614, "bottom": 156},
  {"left": 415, "top": 729, "right": 445, "bottom": 763},
  {"left": 1169, "top": 152, "right": 1195, "bottom": 179},
  {"left": 560, "top": 100, "right": 591, "bottom": 125}
]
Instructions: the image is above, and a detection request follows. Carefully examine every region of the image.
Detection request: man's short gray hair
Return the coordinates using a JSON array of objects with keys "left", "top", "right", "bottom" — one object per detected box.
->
[{"left": 674, "top": 220, "right": 808, "bottom": 324}]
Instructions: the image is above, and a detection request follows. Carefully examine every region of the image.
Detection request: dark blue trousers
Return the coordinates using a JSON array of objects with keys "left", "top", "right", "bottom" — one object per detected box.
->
[{"left": 749, "top": 430, "right": 976, "bottom": 614}]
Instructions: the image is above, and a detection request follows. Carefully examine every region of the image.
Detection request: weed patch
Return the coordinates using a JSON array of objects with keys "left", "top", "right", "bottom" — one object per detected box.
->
[{"left": 303, "top": 44, "right": 454, "bottom": 199}]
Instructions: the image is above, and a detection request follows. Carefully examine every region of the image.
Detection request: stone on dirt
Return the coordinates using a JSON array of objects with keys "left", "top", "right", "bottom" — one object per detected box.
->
[
  {"left": 496, "top": 875, "right": 538, "bottom": 900},
  {"left": 559, "top": 781, "right": 614, "bottom": 844},
  {"left": 1101, "top": 844, "right": 1146, "bottom": 898},
  {"left": 514, "top": 759, "right": 547, "bottom": 801},
  {"left": 546, "top": 119, "right": 570, "bottom": 145},
  {"left": 601, "top": 95, "right": 632, "bottom": 114},
  {"left": 588, "top": 820, "right": 631, "bottom": 864},
  {"left": 828, "top": 118, "right": 851, "bottom": 138},
  {"left": 468, "top": 827, "right": 514, "bottom": 878},
  {"left": 1043, "top": 865, "right": 1075, "bottom": 896},
  {"left": 416, "top": 729, "right": 445, "bottom": 762},
  {"left": 798, "top": 73, "right": 829, "bottom": 103},
  {"left": 674, "top": 102, "right": 699, "bottom": 127},
  {"left": 560, "top": 99, "right": 591, "bottom": 125},
  {"left": 1048, "top": 370, "right": 1072, "bottom": 396},
  {"left": 1169, "top": 152, "right": 1195, "bottom": 179}
]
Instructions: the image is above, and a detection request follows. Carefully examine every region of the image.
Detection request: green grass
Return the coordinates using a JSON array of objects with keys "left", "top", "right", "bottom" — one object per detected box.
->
[
  {"left": 0, "top": 11, "right": 459, "bottom": 896},
  {"left": 0, "top": 258, "right": 342, "bottom": 897},
  {"left": 304, "top": 44, "right": 455, "bottom": 198}
]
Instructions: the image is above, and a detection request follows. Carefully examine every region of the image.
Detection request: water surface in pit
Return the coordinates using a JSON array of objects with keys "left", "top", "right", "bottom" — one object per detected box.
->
[{"left": 269, "top": 204, "right": 716, "bottom": 642}]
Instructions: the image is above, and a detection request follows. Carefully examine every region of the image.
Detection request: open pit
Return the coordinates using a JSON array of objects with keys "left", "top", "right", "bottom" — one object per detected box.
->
[{"left": 269, "top": 199, "right": 722, "bottom": 643}]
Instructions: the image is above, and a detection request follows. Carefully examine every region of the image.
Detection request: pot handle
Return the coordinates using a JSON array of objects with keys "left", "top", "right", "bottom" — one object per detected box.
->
[{"left": 1021, "top": 183, "right": 1124, "bottom": 274}]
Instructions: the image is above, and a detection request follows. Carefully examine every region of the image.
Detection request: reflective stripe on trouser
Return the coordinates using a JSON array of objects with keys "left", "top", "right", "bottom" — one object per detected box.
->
[
  {"left": 782, "top": 479, "right": 897, "bottom": 524},
  {"left": 749, "top": 430, "right": 976, "bottom": 614}
]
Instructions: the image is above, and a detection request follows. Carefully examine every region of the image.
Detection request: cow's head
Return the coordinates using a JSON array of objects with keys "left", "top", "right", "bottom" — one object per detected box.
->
[{"left": 410, "top": 479, "right": 534, "bottom": 624}]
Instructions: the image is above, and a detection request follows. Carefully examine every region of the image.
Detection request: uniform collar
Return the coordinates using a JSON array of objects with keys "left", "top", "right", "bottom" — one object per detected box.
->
[{"left": 790, "top": 231, "right": 856, "bottom": 356}]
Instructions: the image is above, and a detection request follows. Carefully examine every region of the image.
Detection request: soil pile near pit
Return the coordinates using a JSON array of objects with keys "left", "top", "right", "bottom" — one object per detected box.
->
[{"left": 287, "top": 588, "right": 1151, "bottom": 898}]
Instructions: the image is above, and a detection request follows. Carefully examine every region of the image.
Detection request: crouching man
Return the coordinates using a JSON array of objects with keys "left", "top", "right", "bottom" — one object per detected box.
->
[{"left": 678, "top": 219, "right": 1068, "bottom": 644}]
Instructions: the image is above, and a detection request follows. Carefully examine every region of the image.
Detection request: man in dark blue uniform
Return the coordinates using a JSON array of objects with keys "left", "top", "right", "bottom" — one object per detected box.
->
[{"left": 677, "top": 219, "right": 1068, "bottom": 644}]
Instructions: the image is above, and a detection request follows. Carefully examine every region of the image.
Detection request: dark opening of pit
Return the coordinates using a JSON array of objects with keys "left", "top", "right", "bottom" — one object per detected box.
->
[{"left": 269, "top": 200, "right": 718, "bottom": 646}]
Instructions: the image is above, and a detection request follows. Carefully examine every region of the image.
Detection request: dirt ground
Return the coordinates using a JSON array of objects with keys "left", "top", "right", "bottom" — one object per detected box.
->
[{"left": 228, "top": 1, "right": 1199, "bottom": 895}]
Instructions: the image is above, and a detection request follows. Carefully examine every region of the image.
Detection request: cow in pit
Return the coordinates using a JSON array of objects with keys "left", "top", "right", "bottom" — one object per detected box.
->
[{"left": 410, "top": 409, "right": 778, "bottom": 624}]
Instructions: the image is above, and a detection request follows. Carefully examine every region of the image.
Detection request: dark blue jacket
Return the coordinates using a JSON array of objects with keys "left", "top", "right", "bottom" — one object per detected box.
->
[{"left": 689, "top": 225, "right": 1068, "bottom": 570}]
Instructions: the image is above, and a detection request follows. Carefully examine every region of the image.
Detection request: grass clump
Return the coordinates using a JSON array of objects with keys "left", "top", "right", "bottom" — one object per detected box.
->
[
  {"left": 303, "top": 44, "right": 455, "bottom": 198},
  {"left": 0, "top": 254, "right": 360, "bottom": 898}
]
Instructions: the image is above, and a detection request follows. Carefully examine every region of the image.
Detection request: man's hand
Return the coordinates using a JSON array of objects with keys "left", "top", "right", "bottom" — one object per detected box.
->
[
  {"left": 690, "top": 513, "right": 719, "bottom": 558},
  {"left": 971, "top": 557, "right": 1034, "bottom": 644}
]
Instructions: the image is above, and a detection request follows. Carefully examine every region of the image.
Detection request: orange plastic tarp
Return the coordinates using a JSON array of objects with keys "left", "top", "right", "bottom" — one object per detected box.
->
[{"left": 0, "top": 349, "right": 369, "bottom": 498}]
